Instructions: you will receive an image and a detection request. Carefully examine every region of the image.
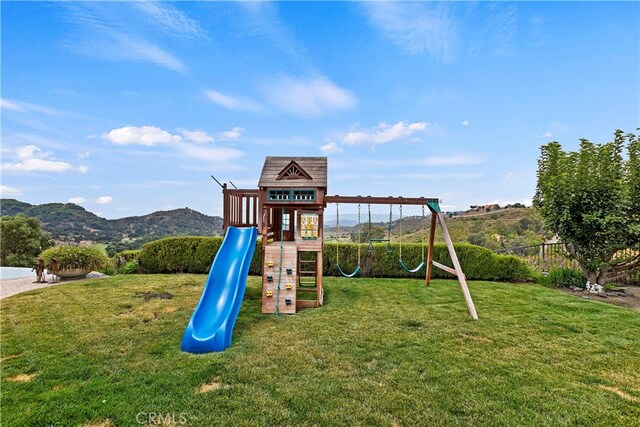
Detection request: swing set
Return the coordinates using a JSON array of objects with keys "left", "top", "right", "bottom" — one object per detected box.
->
[
  {"left": 334, "top": 203, "right": 427, "bottom": 276},
  {"left": 327, "top": 194, "right": 477, "bottom": 320},
  {"left": 221, "top": 156, "right": 478, "bottom": 319}
]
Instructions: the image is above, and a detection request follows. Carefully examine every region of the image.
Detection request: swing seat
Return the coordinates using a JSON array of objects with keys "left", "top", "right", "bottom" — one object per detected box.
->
[
  {"left": 336, "top": 263, "right": 361, "bottom": 278},
  {"left": 399, "top": 259, "right": 425, "bottom": 273}
]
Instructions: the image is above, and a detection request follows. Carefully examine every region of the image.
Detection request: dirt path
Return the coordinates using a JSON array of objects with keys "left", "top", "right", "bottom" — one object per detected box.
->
[
  {"left": 0, "top": 272, "right": 106, "bottom": 300},
  {"left": 559, "top": 285, "right": 640, "bottom": 312}
]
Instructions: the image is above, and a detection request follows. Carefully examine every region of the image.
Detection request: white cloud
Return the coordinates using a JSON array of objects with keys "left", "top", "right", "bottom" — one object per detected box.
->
[
  {"left": 343, "top": 121, "right": 428, "bottom": 146},
  {"left": 116, "top": 37, "right": 186, "bottom": 72},
  {"left": 462, "top": 120, "right": 469, "bottom": 126},
  {"left": 0, "top": 98, "right": 59, "bottom": 115},
  {"left": 1, "top": 145, "right": 75, "bottom": 173},
  {"left": 543, "top": 132, "right": 553, "bottom": 138},
  {"left": 68, "top": 197, "right": 86, "bottom": 204},
  {"left": 133, "top": 2, "right": 204, "bottom": 39},
  {"left": 103, "top": 126, "right": 182, "bottom": 146},
  {"left": 1, "top": 99, "right": 23, "bottom": 112},
  {"left": 96, "top": 196, "right": 113, "bottom": 205},
  {"left": 262, "top": 75, "right": 357, "bottom": 117},
  {"left": 320, "top": 141, "right": 342, "bottom": 154},
  {"left": 180, "top": 130, "right": 214, "bottom": 143},
  {"left": 204, "top": 90, "right": 262, "bottom": 112},
  {"left": 362, "top": 2, "right": 457, "bottom": 60},
  {"left": 16, "top": 145, "right": 43, "bottom": 160},
  {"left": 218, "top": 127, "right": 245, "bottom": 140},
  {"left": 78, "top": 165, "right": 89, "bottom": 173},
  {"left": 2, "top": 158, "right": 73, "bottom": 173},
  {"left": 237, "top": 2, "right": 300, "bottom": 57},
  {"left": 178, "top": 144, "right": 245, "bottom": 163},
  {"left": 63, "top": 3, "right": 187, "bottom": 73},
  {"left": 102, "top": 124, "right": 247, "bottom": 164},
  {"left": 0, "top": 185, "right": 21, "bottom": 196}
]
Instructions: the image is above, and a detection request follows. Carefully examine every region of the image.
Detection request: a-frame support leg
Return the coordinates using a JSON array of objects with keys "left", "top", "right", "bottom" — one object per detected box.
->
[
  {"left": 425, "top": 213, "right": 437, "bottom": 287},
  {"left": 435, "top": 212, "right": 479, "bottom": 320}
]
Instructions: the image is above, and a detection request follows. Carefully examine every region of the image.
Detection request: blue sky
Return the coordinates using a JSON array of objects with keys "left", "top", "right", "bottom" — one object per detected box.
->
[{"left": 1, "top": 1, "right": 638, "bottom": 219}]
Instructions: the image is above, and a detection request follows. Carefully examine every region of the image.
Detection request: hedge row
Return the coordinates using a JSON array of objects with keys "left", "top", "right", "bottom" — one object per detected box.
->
[{"left": 138, "top": 236, "right": 533, "bottom": 282}]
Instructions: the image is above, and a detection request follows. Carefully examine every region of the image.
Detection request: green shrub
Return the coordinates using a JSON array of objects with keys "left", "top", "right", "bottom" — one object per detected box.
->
[
  {"left": 139, "top": 236, "right": 533, "bottom": 282},
  {"left": 139, "top": 237, "right": 223, "bottom": 273},
  {"left": 118, "top": 260, "right": 139, "bottom": 274},
  {"left": 40, "top": 245, "right": 109, "bottom": 271},
  {"left": 100, "top": 264, "right": 116, "bottom": 276},
  {"left": 115, "top": 250, "right": 140, "bottom": 262},
  {"left": 324, "top": 242, "right": 534, "bottom": 281},
  {"left": 539, "top": 267, "right": 586, "bottom": 288}
]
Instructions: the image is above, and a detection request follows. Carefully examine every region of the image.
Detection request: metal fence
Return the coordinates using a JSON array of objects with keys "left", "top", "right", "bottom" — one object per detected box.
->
[{"left": 496, "top": 243, "right": 640, "bottom": 285}]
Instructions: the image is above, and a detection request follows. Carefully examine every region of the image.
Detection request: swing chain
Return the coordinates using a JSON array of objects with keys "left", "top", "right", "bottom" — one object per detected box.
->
[
  {"left": 399, "top": 205, "right": 403, "bottom": 259},
  {"left": 421, "top": 205, "right": 426, "bottom": 260},
  {"left": 357, "top": 204, "right": 361, "bottom": 265},
  {"left": 335, "top": 203, "right": 339, "bottom": 265}
]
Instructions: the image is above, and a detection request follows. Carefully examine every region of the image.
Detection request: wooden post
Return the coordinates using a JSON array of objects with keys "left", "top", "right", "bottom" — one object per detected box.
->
[
  {"left": 222, "top": 183, "right": 229, "bottom": 231},
  {"left": 425, "top": 213, "right": 437, "bottom": 286},
  {"left": 436, "top": 212, "right": 478, "bottom": 320}
]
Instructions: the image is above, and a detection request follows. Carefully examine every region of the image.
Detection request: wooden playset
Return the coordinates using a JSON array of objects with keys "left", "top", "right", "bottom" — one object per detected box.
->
[{"left": 220, "top": 156, "right": 478, "bottom": 319}]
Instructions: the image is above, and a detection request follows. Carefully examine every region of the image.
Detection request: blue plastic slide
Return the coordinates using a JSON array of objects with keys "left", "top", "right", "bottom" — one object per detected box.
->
[{"left": 181, "top": 226, "right": 258, "bottom": 353}]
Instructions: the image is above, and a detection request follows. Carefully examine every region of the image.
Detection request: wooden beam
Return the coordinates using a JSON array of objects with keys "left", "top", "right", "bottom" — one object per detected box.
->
[
  {"left": 432, "top": 261, "right": 466, "bottom": 278},
  {"left": 425, "top": 213, "right": 437, "bottom": 286},
  {"left": 325, "top": 195, "right": 439, "bottom": 206},
  {"left": 436, "top": 212, "right": 478, "bottom": 320}
]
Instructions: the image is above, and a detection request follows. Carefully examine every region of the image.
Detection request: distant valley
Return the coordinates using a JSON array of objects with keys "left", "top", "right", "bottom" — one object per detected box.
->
[
  {"left": 0, "top": 199, "right": 223, "bottom": 247},
  {"left": 1, "top": 199, "right": 549, "bottom": 253}
]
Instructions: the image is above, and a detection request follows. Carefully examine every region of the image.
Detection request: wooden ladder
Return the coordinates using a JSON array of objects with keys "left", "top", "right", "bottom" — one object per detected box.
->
[{"left": 297, "top": 251, "right": 320, "bottom": 308}]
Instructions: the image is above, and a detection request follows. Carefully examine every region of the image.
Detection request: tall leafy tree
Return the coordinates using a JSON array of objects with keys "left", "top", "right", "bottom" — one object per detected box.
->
[
  {"left": 534, "top": 130, "right": 640, "bottom": 286},
  {"left": 0, "top": 214, "right": 54, "bottom": 267}
]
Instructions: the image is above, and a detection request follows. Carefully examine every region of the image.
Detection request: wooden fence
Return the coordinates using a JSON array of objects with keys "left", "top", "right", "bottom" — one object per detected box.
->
[{"left": 495, "top": 243, "right": 639, "bottom": 285}]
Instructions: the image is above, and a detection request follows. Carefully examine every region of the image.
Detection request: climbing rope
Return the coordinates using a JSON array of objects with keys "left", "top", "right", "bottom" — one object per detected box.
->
[{"left": 275, "top": 207, "right": 285, "bottom": 315}]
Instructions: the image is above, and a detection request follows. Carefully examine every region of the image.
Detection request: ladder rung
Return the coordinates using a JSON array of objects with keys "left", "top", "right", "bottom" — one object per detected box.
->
[
  {"left": 297, "top": 287, "right": 318, "bottom": 292},
  {"left": 299, "top": 260, "right": 316, "bottom": 263},
  {"left": 299, "top": 270, "right": 316, "bottom": 274}
]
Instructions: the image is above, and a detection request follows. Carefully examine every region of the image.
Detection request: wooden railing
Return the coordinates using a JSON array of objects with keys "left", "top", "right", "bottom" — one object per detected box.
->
[
  {"left": 223, "top": 188, "right": 259, "bottom": 229},
  {"left": 496, "top": 243, "right": 639, "bottom": 284}
]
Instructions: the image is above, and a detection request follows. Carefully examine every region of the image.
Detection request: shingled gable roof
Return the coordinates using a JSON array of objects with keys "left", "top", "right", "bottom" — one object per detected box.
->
[{"left": 258, "top": 156, "right": 327, "bottom": 188}]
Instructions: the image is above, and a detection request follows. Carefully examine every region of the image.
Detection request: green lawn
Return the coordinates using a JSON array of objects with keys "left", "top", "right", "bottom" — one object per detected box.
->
[{"left": 1, "top": 276, "right": 639, "bottom": 426}]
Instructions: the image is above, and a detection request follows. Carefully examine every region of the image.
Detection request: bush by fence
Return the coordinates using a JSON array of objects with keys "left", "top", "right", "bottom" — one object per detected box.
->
[
  {"left": 497, "top": 242, "right": 639, "bottom": 284},
  {"left": 138, "top": 236, "right": 533, "bottom": 282}
]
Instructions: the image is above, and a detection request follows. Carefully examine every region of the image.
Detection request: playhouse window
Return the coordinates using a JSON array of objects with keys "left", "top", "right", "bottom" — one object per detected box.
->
[
  {"left": 293, "top": 190, "right": 315, "bottom": 201},
  {"left": 267, "top": 189, "right": 316, "bottom": 202}
]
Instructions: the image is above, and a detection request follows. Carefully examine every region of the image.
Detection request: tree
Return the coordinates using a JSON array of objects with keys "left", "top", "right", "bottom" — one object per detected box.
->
[
  {"left": 0, "top": 214, "right": 55, "bottom": 267},
  {"left": 534, "top": 130, "right": 640, "bottom": 288}
]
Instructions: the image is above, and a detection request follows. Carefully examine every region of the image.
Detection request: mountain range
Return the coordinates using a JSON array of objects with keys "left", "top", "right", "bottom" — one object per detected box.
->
[{"left": 0, "top": 199, "right": 223, "bottom": 243}]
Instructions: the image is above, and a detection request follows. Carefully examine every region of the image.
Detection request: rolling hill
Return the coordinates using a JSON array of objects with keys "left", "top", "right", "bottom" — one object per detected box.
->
[
  {"left": 0, "top": 199, "right": 223, "bottom": 244},
  {"left": 326, "top": 206, "right": 552, "bottom": 251}
]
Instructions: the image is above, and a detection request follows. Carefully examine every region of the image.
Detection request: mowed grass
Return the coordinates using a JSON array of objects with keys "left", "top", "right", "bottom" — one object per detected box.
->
[{"left": 1, "top": 276, "right": 639, "bottom": 426}]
